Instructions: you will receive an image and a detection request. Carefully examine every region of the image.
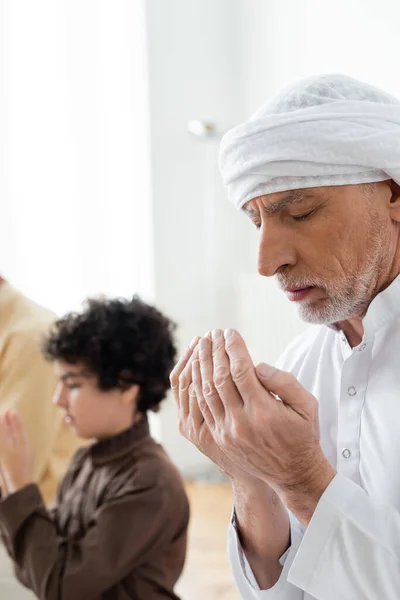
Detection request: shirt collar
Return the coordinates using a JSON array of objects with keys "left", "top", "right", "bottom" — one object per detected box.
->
[
  {"left": 90, "top": 415, "right": 151, "bottom": 466},
  {"left": 330, "top": 274, "right": 400, "bottom": 342},
  {"left": 362, "top": 274, "right": 400, "bottom": 338}
]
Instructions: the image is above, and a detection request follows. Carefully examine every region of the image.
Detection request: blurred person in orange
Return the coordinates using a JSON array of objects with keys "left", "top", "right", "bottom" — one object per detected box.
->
[{"left": 0, "top": 277, "right": 83, "bottom": 598}]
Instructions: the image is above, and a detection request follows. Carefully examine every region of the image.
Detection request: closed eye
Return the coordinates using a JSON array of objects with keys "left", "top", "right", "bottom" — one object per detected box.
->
[
  {"left": 66, "top": 383, "right": 81, "bottom": 390},
  {"left": 292, "top": 211, "right": 314, "bottom": 222}
]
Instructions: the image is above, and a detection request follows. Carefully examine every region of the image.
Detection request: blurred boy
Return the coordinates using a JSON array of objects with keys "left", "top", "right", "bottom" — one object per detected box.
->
[{"left": 0, "top": 296, "right": 189, "bottom": 600}]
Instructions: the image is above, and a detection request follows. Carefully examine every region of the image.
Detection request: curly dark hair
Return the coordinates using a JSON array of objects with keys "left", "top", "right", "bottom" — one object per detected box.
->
[{"left": 43, "top": 296, "right": 177, "bottom": 414}]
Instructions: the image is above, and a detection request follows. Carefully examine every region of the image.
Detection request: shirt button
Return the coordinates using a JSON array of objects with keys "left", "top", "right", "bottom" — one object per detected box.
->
[
  {"left": 342, "top": 448, "right": 351, "bottom": 459},
  {"left": 348, "top": 386, "right": 357, "bottom": 396},
  {"left": 359, "top": 343, "right": 367, "bottom": 351}
]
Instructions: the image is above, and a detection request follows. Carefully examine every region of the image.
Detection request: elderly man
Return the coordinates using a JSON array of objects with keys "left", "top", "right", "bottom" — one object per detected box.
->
[{"left": 171, "top": 74, "right": 400, "bottom": 599}]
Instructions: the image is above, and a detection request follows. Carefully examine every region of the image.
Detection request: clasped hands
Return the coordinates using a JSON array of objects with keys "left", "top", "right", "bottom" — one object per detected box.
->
[{"left": 170, "top": 329, "right": 335, "bottom": 524}]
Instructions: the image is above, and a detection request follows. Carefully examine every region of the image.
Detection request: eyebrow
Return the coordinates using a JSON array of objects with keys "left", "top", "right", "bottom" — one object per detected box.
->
[
  {"left": 60, "top": 371, "right": 88, "bottom": 382},
  {"left": 243, "top": 190, "right": 316, "bottom": 218}
]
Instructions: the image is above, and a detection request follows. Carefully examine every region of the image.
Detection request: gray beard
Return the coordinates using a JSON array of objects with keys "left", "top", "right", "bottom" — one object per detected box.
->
[{"left": 295, "top": 252, "right": 382, "bottom": 326}]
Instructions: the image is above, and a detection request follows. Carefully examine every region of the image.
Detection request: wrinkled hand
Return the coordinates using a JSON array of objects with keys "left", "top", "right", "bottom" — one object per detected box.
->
[
  {"left": 170, "top": 336, "right": 258, "bottom": 484},
  {"left": 0, "top": 411, "right": 33, "bottom": 496},
  {"left": 184, "top": 329, "right": 335, "bottom": 502}
]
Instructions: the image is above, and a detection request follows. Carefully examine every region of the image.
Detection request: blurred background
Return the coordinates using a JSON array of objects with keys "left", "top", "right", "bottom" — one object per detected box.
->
[{"left": 1, "top": 1, "right": 399, "bottom": 597}]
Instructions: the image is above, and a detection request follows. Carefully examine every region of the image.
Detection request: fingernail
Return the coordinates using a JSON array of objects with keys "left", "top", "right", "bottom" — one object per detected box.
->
[
  {"left": 212, "top": 329, "right": 222, "bottom": 340},
  {"left": 204, "top": 331, "right": 212, "bottom": 339},
  {"left": 224, "top": 328, "right": 234, "bottom": 340},
  {"left": 189, "top": 336, "right": 200, "bottom": 348},
  {"left": 256, "top": 363, "right": 277, "bottom": 378}
]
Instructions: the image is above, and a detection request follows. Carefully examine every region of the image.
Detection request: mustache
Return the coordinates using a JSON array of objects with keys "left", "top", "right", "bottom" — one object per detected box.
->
[{"left": 277, "top": 275, "right": 326, "bottom": 291}]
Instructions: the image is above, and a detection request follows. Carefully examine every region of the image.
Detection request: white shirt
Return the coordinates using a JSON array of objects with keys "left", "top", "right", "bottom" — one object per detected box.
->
[{"left": 228, "top": 275, "right": 400, "bottom": 599}]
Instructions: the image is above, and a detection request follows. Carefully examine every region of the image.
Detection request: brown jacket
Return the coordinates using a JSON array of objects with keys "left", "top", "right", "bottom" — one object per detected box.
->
[{"left": 0, "top": 418, "right": 189, "bottom": 600}]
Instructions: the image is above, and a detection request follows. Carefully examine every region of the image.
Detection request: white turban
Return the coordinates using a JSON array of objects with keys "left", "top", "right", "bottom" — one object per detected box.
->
[{"left": 219, "top": 74, "right": 400, "bottom": 209}]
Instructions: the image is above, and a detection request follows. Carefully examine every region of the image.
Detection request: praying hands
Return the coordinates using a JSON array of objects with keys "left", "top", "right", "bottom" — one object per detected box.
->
[{"left": 170, "top": 329, "right": 336, "bottom": 526}]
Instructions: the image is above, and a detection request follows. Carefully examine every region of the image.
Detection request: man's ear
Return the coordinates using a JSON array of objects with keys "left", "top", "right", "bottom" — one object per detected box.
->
[{"left": 388, "top": 180, "right": 400, "bottom": 223}]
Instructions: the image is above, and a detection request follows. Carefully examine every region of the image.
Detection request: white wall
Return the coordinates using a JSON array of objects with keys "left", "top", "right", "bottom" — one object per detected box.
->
[{"left": 240, "top": 0, "right": 400, "bottom": 115}]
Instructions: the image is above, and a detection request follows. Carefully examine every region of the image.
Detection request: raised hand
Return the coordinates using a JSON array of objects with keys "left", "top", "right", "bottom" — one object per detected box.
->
[{"left": 0, "top": 411, "right": 33, "bottom": 496}]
